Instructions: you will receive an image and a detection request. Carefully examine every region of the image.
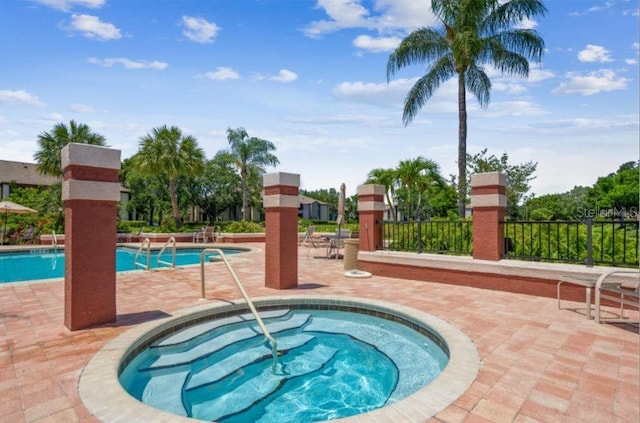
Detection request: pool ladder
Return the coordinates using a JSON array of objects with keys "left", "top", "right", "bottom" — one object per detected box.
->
[
  {"left": 200, "top": 248, "right": 279, "bottom": 373},
  {"left": 134, "top": 237, "right": 176, "bottom": 271}
]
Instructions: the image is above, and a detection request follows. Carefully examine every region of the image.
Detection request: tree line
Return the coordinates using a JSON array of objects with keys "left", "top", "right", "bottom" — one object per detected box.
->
[{"left": 32, "top": 121, "right": 278, "bottom": 229}]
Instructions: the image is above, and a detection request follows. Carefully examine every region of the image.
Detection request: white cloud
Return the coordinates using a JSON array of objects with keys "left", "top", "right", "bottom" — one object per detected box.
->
[
  {"left": 515, "top": 18, "right": 538, "bottom": 30},
  {"left": 70, "top": 103, "right": 95, "bottom": 113},
  {"left": 333, "top": 78, "right": 415, "bottom": 107},
  {"left": 69, "top": 14, "right": 121, "bottom": 40},
  {"left": 482, "top": 101, "right": 547, "bottom": 117},
  {"left": 205, "top": 67, "right": 240, "bottom": 80},
  {"left": 88, "top": 57, "right": 168, "bottom": 70},
  {"left": 625, "top": 58, "right": 638, "bottom": 65},
  {"left": 578, "top": 44, "right": 613, "bottom": 63},
  {"left": 552, "top": 69, "right": 630, "bottom": 96},
  {"left": 44, "top": 113, "right": 65, "bottom": 121},
  {"left": 182, "top": 16, "right": 220, "bottom": 43},
  {"left": 28, "top": 0, "right": 105, "bottom": 12},
  {"left": 353, "top": 35, "right": 401, "bottom": 52},
  {"left": 0, "top": 90, "right": 46, "bottom": 108},
  {"left": 492, "top": 82, "right": 527, "bottom": 94},
  {"left": 527, "top": 68, "right": 555, "bottom": 83},
  {"left": 270, "top": 69, "right": 298, "bottom": 83},
  {"left": 304, "top": 0, "right": 433, "bottom": 38}
]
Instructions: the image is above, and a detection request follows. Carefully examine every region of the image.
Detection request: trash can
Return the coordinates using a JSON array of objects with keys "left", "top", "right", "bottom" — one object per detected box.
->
[{"left": 343, "top": 239, "right": 359, "bottom": 271}]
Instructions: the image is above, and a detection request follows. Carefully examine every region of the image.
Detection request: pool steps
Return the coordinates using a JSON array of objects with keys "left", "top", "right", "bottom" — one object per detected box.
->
[
  {"left": 188, "top": 344, "right": 338, "bottom": 421},
  {"left": 143, "top": 313, "right": 311, "bottom": 370},
  {"left": 137, "top": 309, "right": 445, "bottom": 421},
  {"left": 152, "top": 310, "right": 290, "bottom": 348},
  {"left": 184, "top": 334, "right": 315, "bottom": 390}
]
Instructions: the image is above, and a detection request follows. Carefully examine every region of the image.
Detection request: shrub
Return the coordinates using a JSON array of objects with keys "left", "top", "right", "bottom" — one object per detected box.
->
[{"left": 224, "top": 220, "right": 265, "bottom": 233}]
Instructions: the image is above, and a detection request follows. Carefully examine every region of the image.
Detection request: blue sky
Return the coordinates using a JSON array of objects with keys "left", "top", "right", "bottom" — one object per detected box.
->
[{"left": 1, "top": 0, "right": 638, "bottom": 198}]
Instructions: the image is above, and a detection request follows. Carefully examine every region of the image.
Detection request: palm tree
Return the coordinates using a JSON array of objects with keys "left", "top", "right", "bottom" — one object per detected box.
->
[
  {"left": 134, "top": 125, "right": 205, "bottom": 228},
  {"left": 34, "top": 120, "right": 107, "bottom": 177},
  {"left": 226, "top": 127, "right": 279, "bottom": 221},
  {"left": 387, "top": 0, "right": 546, "bottom": 217},
  {"left": 395, "top": 157, "right": 443, "bottom": 219},
  {"left": 366, "top": 167, "right": 398, "bottom": 222}
]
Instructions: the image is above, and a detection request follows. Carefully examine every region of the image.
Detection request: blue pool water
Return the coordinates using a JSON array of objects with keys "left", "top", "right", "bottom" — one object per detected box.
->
[
  {"left": 119, "top": 308, "right": 449, "bottom": 422},
  {"left": 0, "top": 247, "right": 243, "bottom": 283}
]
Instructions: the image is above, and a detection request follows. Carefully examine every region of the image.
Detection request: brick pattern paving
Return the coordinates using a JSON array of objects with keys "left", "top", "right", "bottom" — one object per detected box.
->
[{"left": 0, "top": 244, "right": 638, "bottom": 422}]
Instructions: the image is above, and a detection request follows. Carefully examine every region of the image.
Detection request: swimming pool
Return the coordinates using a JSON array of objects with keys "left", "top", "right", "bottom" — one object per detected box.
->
[
  {"left": 80, "top": 296, "right": 480, "bottom": 423},
  {"left": 0, "top": 247, "right": 246, "bottom": 284}
]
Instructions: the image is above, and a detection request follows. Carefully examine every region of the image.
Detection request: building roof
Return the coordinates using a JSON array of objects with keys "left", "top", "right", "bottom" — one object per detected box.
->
[
  {"left": 0, "top": 160, "right": 60, "bottom": 186},
  {"left": 299, "top": 194, "right": 330, "bottom": 206}
]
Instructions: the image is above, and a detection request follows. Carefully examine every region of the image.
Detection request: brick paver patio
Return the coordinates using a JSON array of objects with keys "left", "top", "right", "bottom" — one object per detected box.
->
[{"left": 1, "top": 243, "right": 638, "bottom": 422}]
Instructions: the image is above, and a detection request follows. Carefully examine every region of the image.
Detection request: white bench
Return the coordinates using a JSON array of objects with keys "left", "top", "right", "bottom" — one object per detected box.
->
[{"left": 594, "top": 270, "right": 639, "bottom": 324}]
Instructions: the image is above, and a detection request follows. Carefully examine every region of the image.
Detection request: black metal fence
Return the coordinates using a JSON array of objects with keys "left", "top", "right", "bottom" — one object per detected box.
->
[
  {"left": 503, "top": 218, "right": 639, "bottom": 267},
  {"left": 383, "top": 220, "right": 472, "bottom": 255},
  {"left": 382, "top": 218, "right": 639, "bottom": 267}
]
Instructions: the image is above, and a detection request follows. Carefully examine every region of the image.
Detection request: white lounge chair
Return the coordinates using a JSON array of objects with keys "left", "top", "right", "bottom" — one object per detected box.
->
[{"left": 594, "top": 270, "right": 640, "bottom": 324}]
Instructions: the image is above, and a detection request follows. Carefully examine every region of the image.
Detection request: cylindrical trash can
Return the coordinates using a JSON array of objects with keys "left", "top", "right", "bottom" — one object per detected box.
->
[{"left": 343, "top": 239, "right": 359, "bottom": 271}]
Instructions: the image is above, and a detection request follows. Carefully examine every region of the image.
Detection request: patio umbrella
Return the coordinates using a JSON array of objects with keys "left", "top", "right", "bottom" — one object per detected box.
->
[
  {"left": 336, "top": 183, "right": 345, "bottom": 226},
  {"left": 0, "top": 200, "right": 37, "bottom": 245},
  {"left": 333, "top": 183, "right": 346, "bottom": 260}
]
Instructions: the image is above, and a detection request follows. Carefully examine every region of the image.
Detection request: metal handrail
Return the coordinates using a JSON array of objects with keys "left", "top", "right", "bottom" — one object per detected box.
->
[
  {"left": 200, "top": 248, "right": 279, "bottom": 373},
  {"left": 156, "top": 237, "right": 176, "bottom": 268},
  {"left": 134, "top": 238, "right": 151, "bottom": 270}
]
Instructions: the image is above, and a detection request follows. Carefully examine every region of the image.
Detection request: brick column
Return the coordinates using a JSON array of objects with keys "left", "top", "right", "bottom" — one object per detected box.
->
[
  {"left": 263, "top": 172, "right": 300, "bottom": 289},
  {"left": 470, "top": 172, "right": 507, "bottom": 261},
  {"left": 62, "top": 143, "right": 121, "bottom": 330},
  {"left": 357, "top": 184, "right": 385, "bottom": 252}
]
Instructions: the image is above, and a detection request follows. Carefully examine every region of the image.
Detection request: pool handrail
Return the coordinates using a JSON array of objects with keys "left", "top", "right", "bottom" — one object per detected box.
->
[
  {"left": 156, "top": 237, "right": 176, "bottom": 269},
  {"left": 199, "top": 248, "right": 279, "bottom": 373},
  {"left": 134, "top": 238, "right": 151, "bottom": 271}
]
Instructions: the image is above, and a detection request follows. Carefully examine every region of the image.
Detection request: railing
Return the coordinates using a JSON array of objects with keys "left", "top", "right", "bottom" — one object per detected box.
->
[
  {"left": 199, "top": 248, "right": 279, "bottom": 373},
  {"left": 504, "top": 218, "right": 639, "bottom": 267},
  {"left": 382, "top": 218, "right": 638, "bottom": 268},
  {"left": 383, "top": 220, "right": 473, "bottom": 255},
  {"left": 156, "top": 237, "right": 176, "bottom": 269},
  {"left": 51, "top": 231, "right": 59, "bottom": 251},
  {"left": 134, "top": 238, "right": 151, "bottom": 270}
]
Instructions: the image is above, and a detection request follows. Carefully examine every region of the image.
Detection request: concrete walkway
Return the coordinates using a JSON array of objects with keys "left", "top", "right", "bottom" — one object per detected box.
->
[{"left": 0, "top": 243, "right": 638, "bottom": 422}]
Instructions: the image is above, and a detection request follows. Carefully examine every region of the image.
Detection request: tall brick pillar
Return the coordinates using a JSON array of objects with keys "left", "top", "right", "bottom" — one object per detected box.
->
[
  {"left": 357, "top": 184, "right": 385, "bottom": 252},
  {"left": 62, "top": 143, "right": 121, "bottom": 330},
  {"left": 471, "top": 172, "right": 507, "bottom": 261},
  {"left": 263, "top": 172, "right": 300, "bottom": 289}
]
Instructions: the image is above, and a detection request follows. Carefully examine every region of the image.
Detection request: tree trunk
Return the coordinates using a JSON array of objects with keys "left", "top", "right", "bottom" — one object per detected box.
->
[
  {"left": 169, "top": 177, "right": 182, "bottom": 228},
  {"left": 241, "top": 167, "right": 248, "bottom": 221},
  {"left": 457, "top": 73, "right": 468, "bottom": 218}
]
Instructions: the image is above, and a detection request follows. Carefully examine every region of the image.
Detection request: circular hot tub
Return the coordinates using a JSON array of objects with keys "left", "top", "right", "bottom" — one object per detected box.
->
[{"left": 80, "top": 295, "right": 479, "bottom": 422}]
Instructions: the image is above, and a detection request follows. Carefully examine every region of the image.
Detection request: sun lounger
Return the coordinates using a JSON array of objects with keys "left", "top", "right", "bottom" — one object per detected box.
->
[{"left": 594, "top": 270, "right": 639, "bottom": 324}]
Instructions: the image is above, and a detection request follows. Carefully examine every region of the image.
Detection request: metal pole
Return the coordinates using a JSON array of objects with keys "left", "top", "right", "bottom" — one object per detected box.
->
[{"left": 585, "top": 217, "right": 593, "bottom": 267}]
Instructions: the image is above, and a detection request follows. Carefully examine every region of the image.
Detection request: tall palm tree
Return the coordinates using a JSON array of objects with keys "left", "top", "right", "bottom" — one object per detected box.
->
[
  {"left": 366, "top": 167, "right": 398, "bottom": 222},
  {"left": 34, "top": 120, "right": 107, "bottom": 177},
  {"left": 226, "top": 127, "right": 279, "bottom": 221},
  {"left": 387, "top": 0, "right": 546, "bottom": 217},
  {"left": 134, "top": 125, "right": 205, "bottom": 228}
]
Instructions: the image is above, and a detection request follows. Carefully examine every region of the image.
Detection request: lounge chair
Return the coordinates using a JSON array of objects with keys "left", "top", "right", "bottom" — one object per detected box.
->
[
  {"left": 300, "top": 226, "right": 330, "bottom": 257},
  {"left": 594, "top": 270, "right": 640, "bottom": 324},
  {"left": 194, "top": 226, "right": 215, "bottom": 243},
  {"left": 11, "top": 226, "right": 36, "bottom": 244}
]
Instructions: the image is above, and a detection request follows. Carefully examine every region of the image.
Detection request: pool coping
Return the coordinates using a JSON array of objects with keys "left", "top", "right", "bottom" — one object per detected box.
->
[{"left": 79, "top": 295, "right": 480, "bottom": 423}]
